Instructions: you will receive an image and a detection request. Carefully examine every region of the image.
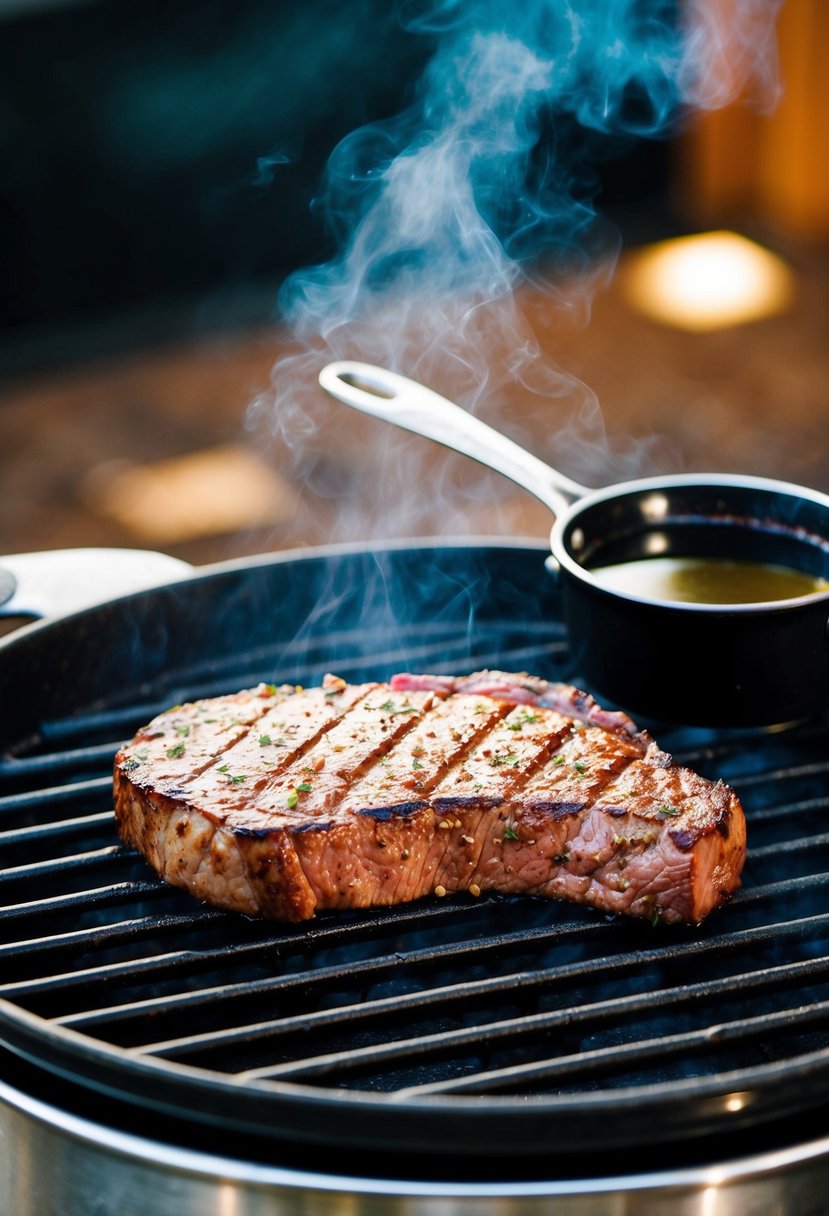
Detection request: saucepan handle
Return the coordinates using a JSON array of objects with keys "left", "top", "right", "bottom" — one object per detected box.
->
[
  {"left": 319, "top": 361, "right": 589, "bottom": 518},
  {"left": 0, "top": 548, "right": 192, "bottom": 622}
]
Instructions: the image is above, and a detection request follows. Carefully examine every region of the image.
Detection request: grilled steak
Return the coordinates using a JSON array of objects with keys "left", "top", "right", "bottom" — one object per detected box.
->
[{"left": 114, "top": 671, "right": 746, "bottom": 925}]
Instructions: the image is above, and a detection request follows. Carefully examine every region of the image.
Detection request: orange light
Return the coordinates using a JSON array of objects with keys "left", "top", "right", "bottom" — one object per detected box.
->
[
  {"left": 620, "top": 230, "right": 794, "bottom": 331},
  {"left": 83, "top": 444, "right": 297, "bottom": 543}
]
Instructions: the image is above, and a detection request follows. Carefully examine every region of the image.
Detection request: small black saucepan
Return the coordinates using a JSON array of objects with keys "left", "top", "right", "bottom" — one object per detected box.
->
[{"left": 320, "top": 361, "right": 829, "bottom": 727}]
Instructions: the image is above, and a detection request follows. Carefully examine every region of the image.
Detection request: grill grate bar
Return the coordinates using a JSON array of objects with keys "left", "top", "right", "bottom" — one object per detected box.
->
[
  {"left": 128, "top": 919, "right": 829, "bottom": 1065},
  {"left": 40, "top": 916, "right": 618, "bottom": 1026},
  {"left": 0, "top": 843, "right": 122, "bottom": 882},
  {"left": 0, "top": 907, "right": 227, "bottom": 966},
  {"left": 747, "top": 831, "right": 829, "bottom": 859},
  {"left": 0, "top": 810, "right": 114, "bottom": 848},
  {"left": 731, "top": 760, "right": 829, "bottom": 789},
  {"left": 730, "top": 871, "right": 829, "bottom": 908},
  {"left": 0, "top": 742, "right": 122, "bottom": 781},
  {"left": 398, "top": 999, "right": 829, "bottom": 1098},
  {"left": 0, "top": 895, "right": 570, "bottom": 988},
  {"left": 745, "top": 796, "right": 829, "bottom": 823},
  {"left": 239, "top": 967, "right": 829, "bottom": 1086},
  {"left": 37, "top": 704, "right": 174, "bottom": 746},
  {"left": 0, "top": 879, "right": 166, "bottom": 925},
  {"left": 0, "top": 775, "right": 112, "bottom": 816},
  {"left": 672, "top": 721, "right": 829, "bottom": 769}
]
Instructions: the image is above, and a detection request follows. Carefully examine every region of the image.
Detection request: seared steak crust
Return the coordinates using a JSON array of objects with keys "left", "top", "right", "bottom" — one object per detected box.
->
[{"left": 114, "top": 671, "right": 746, "bottom": 925}]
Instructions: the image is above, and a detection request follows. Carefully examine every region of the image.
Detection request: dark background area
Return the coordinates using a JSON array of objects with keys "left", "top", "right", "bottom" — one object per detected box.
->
[
  {"left": 0, "top": 0, "right": 434, "bottom": 373},
  {"left": 0, "top": 0, "right": 676, "bottom": 380}
]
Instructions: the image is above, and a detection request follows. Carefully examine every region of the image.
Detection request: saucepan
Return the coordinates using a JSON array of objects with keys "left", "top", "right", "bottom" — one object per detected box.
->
[{"left": 320, "top": 361, "right": 829, "bottom": 727}]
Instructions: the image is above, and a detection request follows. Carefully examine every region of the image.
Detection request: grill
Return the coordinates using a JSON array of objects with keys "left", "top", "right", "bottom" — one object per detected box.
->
[{"left": 3, "top": 540, "right": 829, "bottom": 1212}]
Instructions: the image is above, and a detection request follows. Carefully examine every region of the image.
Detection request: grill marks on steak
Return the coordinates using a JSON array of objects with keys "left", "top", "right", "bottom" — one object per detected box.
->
[{"left": 114, "top": 671, "right": 746, "bottom": 925}]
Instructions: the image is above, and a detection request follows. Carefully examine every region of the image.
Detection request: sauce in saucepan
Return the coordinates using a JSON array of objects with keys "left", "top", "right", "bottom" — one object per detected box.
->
[{"left": 590, "top": 556, "right": 829, "bottom": 605}]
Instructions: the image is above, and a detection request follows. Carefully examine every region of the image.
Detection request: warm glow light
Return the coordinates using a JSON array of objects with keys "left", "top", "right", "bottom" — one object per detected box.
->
[
  {"left": 620, "top": 230, "right": 794, "bottom": 331},
  {"left": 643, "top": 531, "right": 670, "bottom": 556},
  {"left": 83, "top": 443, "right": 298, "bottom": 543},
  {"left": 640, "top": 492, "right": 670, "bottom": 521},
  {"left": 723, "top": 1090, "right": 752, "bottom": 1113}
]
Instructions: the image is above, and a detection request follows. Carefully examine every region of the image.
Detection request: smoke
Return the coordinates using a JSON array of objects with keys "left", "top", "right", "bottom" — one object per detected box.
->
[{"left": 248, "top": 0, "right": 781, "bottom": 537}]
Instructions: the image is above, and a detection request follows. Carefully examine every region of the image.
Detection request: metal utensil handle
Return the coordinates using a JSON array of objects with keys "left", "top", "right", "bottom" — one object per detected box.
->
[
  {"left": 319, "top": 361, "right": 588, "bottom": 518},
  {"left": 0, "top": 549, "right": 192, "bottom": 621}
]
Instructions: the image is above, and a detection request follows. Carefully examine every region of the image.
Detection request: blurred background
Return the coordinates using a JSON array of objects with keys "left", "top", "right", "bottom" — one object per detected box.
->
[{"left": 1, "top": 0, "right": 827, "bottom": 575}]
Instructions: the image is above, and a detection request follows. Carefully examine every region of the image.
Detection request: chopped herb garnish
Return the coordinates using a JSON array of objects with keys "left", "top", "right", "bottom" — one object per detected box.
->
[
  {"left": 229, "top": 774, "right": 247, "bottom": 785},
  {"left": 217, "top": 764, "right": 230, "bottom": 773},
  {"left": 508, "top": 711, "right": 539, "bottom": 731},
  {"left": 286, "top": 790, "right": 299, "bottom": 809},
  {"left": 296, "top": 781, "right": 313, "bottom": 793},
  {"left": 412, "top": 757, "right": 423, "bottom": 770},
  {"left": 657, "top": 804, "right": 680, "bottom": 817},
  {"left": 122, "top": 758, "right": 141, "bottom": 772},
  {"left": 503, "top": 824, "right": 520, "bottom": 841},
  {"left": 259, "top": 734, "right": 272, "bottom": 747},
  {"left": 490, "top": 752, "right": 519, "bottom": 768},
  {"left": 375, "top": 699, "right": 419, "bottom": 716},
  {"left": 165, "top": 742, "right": 186, "bottom": 759},
  {"left": 175, "top": 725, "right": 190, "bottom": 737},
  {"left": 553, "top": 754, "right": 565, "bottom": 766},
  {"left": 573, "top": 759, "right": 589, "bottom": 774}
]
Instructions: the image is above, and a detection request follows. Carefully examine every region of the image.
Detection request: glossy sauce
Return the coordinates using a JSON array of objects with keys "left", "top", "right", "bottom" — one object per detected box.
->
[{"left": 590, "top": 556, "right": 829, "bottom": 605}]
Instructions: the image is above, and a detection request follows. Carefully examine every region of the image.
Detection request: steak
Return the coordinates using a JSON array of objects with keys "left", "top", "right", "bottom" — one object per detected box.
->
[{"left": 114, "top": 670, "right": 746, "bottom": 925}]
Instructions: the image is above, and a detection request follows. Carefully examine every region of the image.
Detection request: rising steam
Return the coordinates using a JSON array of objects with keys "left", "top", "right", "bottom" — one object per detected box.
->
[{"left": 248, "top": 0, "right": 781, "bottom": 539}]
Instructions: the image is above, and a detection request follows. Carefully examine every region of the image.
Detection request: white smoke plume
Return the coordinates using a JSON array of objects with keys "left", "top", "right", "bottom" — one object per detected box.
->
[{"left": 247, "top": 0, "right": 782, "bottom": 540}]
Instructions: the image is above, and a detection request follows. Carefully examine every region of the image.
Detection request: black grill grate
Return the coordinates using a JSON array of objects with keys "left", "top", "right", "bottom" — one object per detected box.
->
[{"left": 2, "top": 543, "right": 829, "bottom": 1170}]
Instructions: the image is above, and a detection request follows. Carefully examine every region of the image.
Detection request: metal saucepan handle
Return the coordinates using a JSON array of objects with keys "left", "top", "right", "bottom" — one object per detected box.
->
[{"left": 319, "top": 361, "right": 590, "bottom": 518}]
